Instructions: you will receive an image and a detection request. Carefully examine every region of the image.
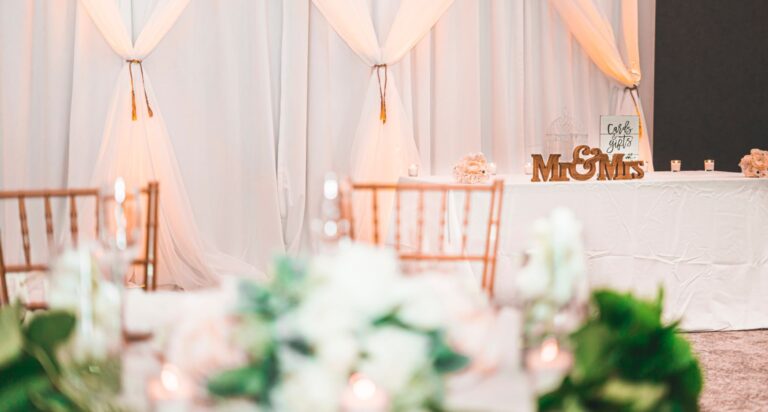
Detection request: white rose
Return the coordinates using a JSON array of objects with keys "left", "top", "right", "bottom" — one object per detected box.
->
[
  {"left": 516, "top": 253, "right": 550, "bottom": 300},
  {"left": 165, "top": 313, "right": 247, "bottom": 386},
  {"left": 315, "top": 334, "right": 360, "bottom": 375},
  {"left": 292, "top": 289, "right": 367, "bottom": 343},
  {"left": 306, "top": 244, "right": 405, "bottom": 323},
  {"left": 93, "top": 281, "right": 122, "bottom": 335},
  {"left": 359, "top": 327, "right": 430, "bottom": 394},
  {"left": 309, "top": 243, "right": 399, "bottom": 286},
  {"left": 271, "top": 361, "right": 344, "bottom": 412},
  {"left": 49, "top": 250, "right": 86, "bottom": 310},
  {"left": 397, "top": 278, "right": 446, "bottom": 331}
]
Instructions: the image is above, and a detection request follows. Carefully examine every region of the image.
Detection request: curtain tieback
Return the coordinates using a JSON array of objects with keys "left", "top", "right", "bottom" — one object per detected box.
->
[
  {"left": 625, "top": 85, "right": 642, "bottom": 139},
  {"left": 374, "top": 64, "right": 388, "bottom": 124},
  {"left": 126, "top": 59, "right": 154, "bottom": 121}
]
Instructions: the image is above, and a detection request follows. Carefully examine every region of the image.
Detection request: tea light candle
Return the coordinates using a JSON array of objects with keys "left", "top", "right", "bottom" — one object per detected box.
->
[
  {"left": 407, "top": 163, "right": 419, "bottom": 177},
  {"left": 488, "top": 162, "right": 497, "bottom": 175},
  {"left": 341, "top": 373, "right": 389, "bottom": 412},
  {"left": 525, "top": 337, "right": 573, "bottom": 393},
  {"left": 147, "top": 363, "right": 193, "bottom": 412},
  {"left": 704, "top": 159, "right": 715, "bottom": 172},
  {"left": 524, "top": 162, "right": 533, "bottom": 175},
  {"left": 670, "top": 160, "right": 681, "bottom": 172}
]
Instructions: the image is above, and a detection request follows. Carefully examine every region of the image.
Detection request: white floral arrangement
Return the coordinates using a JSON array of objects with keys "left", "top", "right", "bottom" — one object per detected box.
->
[
  {"left": 516, "top": 208, "right": 588, "bottom": 339},
  {"left": 739, "top": 148, "right": 768, "bottom": 177},
  {"left": 197, "top": 244, "right": 495, "bottom": 411},
  {"left": 453, "top": 152, "right": 491, "bottom": 184}
]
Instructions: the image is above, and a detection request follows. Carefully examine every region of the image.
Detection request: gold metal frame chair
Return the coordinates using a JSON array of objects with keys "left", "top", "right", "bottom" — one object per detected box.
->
[
  {"left": 341, "top": 180, "right": 504, "bottom": 297},
  {"left": 0, "top": 182, "right": 160, "bottom": 306}
]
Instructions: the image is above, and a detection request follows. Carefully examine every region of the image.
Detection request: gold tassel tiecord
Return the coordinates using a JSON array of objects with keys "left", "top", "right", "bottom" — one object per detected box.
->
[
  {"left": 126, "top": 59, "right": 154, "bottom": 121},
  {"left": 627, "top": 85, "right": 642, "bottom": 139},
  {"left": 375, "top": 64, "right": 388, "bottom": 124}
]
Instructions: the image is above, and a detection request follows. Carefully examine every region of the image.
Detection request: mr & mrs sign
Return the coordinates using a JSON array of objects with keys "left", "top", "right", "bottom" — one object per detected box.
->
[{"left": 531, "top": 145, "right": 645, "bottom": 182}]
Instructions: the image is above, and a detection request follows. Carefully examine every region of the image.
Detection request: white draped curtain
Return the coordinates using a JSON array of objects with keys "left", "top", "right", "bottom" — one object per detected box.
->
[{"left": 0, "top": 0, "right": 655, "bottom": 284}]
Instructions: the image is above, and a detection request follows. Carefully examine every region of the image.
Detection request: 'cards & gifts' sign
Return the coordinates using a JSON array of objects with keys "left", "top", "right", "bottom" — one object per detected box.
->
[{"left": 600, "top": 115, "right": 639, "bottom": 161}]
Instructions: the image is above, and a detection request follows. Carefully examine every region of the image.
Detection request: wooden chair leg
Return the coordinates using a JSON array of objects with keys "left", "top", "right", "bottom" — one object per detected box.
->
[{"left": 0, "top": 239, "right": 8, "bottom": 306}]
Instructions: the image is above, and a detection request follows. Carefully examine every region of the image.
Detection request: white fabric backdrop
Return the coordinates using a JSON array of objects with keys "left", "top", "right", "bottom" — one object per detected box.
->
[{"left": 0, "top": 0, "right": 656, "bottom": 285}]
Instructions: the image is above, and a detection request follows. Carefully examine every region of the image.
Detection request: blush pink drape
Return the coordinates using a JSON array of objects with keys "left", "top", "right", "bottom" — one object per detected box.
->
[{"left": 550, "top": 0, "right": 653, "bottom": 170}]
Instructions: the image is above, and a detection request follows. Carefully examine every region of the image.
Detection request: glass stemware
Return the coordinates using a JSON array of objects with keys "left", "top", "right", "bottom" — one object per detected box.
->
[{"left": 99, "top": 177, "right": 142, "bottom": 287}]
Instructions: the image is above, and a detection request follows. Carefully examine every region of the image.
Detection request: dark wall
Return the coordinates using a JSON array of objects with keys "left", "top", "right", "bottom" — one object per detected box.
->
[{"left": 654, "top": 0, "right": 768, "bottom": 171}]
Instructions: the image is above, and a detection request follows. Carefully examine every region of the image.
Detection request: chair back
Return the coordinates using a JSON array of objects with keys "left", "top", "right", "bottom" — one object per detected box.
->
[
  {"left": 0, "top": 182, "right": 160, "bottom": 306},
  {"left": 341, "top": 180, "right": 504, "bottom": 297}
]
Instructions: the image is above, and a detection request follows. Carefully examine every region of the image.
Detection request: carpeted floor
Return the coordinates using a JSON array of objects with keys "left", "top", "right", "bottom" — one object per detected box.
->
[{"left": 686, "top": 329, "right": 768, "bottom": 411}]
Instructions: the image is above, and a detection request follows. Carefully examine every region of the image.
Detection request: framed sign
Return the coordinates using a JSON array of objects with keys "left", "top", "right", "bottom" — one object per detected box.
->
[{"left": 600, "top": 115, "right": 639, "bottom": 161}]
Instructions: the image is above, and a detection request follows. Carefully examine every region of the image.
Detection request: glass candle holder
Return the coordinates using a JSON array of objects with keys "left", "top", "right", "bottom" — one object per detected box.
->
[
  {"left": 704, "top": 159, "right": 715, "bottom": 172},
  {"left": 408, "top": 163, "right": 419, "bottom": 177},
  {"left": 524, "top": 162, "right": 533, "bottom": 175},
  {"left": 671, "top": 160, "right": 681, "bottom": 172},
  {"left": 525, "top": 337, "right": 573, "bottom": 394},
  {"left": 341, "top": 373, "right": 389, "bottom": 412},
  {"left": 488, "top": 162, "right": 497, "bottom": 176}
]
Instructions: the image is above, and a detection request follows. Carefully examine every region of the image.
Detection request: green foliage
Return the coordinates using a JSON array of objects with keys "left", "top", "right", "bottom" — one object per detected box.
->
[
  {"left": 539, "top": 290, "right": 703, "bottom": 412},
  {"left": 429, "top": 332, "right": 470, "bottom": 374},
  {"left": 0, "top": 306, "right": 81, "bottom": 412}
]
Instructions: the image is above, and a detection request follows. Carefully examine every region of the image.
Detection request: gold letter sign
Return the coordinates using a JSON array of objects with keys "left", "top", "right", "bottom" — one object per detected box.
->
[{"left": 531, "top": 145, "right": 645, "bottom": 182}]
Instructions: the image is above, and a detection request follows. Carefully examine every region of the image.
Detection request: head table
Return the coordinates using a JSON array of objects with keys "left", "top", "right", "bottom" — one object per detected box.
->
[{"left": 402, "top": 171, "right": 768, "bottom": 332}]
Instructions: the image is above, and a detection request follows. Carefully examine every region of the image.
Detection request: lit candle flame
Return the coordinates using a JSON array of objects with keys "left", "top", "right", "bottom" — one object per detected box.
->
[
  {"left": 160, "top": 364, "right": 181, "bottom": 393},
  {"left": 349, "top": 373, "right": 377, "bottom": 400},
  {"left": 114, "top": 177, "right": 126, "bottom": 204},
  {"left": 323, "top": 173, "right": 339, "bottom": 200},
  {"left": 540, "top": 337, "right": 559, "bottom": 363}
]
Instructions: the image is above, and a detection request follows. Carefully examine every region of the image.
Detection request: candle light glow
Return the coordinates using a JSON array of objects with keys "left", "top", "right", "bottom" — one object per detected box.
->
[
  {"left": 540, "top": 337, "right": 559, "bottom": 363},
  {"left": 350, "top": 373, "right": 377, "bottom": 400}
]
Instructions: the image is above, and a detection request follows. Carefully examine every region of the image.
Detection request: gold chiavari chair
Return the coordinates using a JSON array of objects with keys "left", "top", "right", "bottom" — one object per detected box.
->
[
  {"left": 340, "top": 180, "right": 505, "bottom": 297},
  {"left": 0, "top": 182, "right": 160, "bottom": 306}
]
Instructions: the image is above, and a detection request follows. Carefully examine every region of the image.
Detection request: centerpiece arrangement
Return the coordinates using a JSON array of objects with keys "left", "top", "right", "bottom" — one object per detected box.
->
[
  {"left": 205, "top": 244, "right": 488, "bottom": 411},
  {"left": 453, "top": 153, "right": 495, "bottom": 184},
  {"left": 739, "top": 148, "right": 768, "bottom": 177}
]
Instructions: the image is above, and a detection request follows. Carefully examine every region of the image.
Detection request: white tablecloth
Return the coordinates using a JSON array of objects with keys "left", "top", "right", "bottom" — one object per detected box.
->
[{"left": 405, "top": 172, "right": 768, "bottom": 331}]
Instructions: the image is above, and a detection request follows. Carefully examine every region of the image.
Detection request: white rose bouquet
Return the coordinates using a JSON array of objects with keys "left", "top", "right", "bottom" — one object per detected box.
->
[{"left": 207, "top": 244, "right": 473, "bottom": 411}]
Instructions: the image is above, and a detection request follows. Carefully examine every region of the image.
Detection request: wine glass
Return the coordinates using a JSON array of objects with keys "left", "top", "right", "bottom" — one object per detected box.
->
[
  {"left": 98, "top": 177, "right": 152, "bottom": 344},
  {"left": 99, "top": 177, "right": 142, "bottom": 287}
]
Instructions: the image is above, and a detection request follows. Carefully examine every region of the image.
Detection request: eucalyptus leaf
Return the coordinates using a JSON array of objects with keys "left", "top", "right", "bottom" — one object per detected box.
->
[
  {"left": 432, "top": 341, "right": 470, "bottom": 373},
  {"left": 570, "top": 323, "right": 614, "bottom": 384},
  {"left": 0, "top": 305, "right": 23, "bottom": 366},
  {"left": 208, "top": 366, "right": 265, "bottom": 398},
  {"left": 600, "top": 378, "right": 667, "bottom": 411},
  {"left": 24, "top": 311, "right": 76, "bottom": 357},
  {"left": 29, "top": 385, "right": 80, "bottom": 412}
]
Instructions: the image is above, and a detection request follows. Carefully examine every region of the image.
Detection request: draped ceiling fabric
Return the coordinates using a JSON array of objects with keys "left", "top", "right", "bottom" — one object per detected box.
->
[
  {"left": 550, "top": 0, "right": 654, "bottom": 170},
  {"left": 1, "top": 0, "right": 656, "bottom": 280}
]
